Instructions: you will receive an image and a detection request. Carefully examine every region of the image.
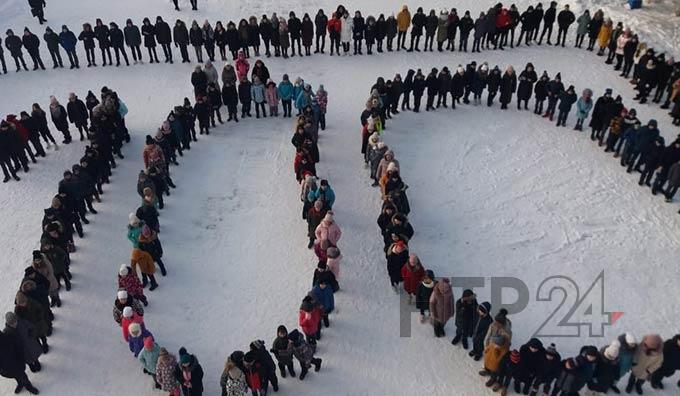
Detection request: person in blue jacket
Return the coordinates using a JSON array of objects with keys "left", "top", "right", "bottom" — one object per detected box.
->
[
  {"left": 556, "top": 85, "right": 577, "bottom": 127},
  {"left": 296, "top": 84, "right": 314, "bottom": 114},
  {"left": 311, "top": 280, "right": 334, "bottom": 328},
  {"left": 573, "top": 88, "right": 593, "bottom": 131},
  {"left": 277, "top": 74, "right": 294, "bottom": 117},
  {"left": 619, "top": 120, "right": 641, "bottom": 167},
  {"left": 307, "top": 179, "right": 335, "bottom": 210}
]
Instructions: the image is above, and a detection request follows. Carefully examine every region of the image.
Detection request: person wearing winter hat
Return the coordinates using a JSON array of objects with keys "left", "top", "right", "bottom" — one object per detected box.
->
[
  {"left": 626, "top": 334, "right": 663, "bottom": 394},
  {"left": 511, "top": 338, "right": 546, "bottom": 394},
  {"left": 479, "top": 330, "right": 510, "bottom": 382},
  {"left": 401, "top": 253, "right": 424, "bottom": 304},
  {"left": 121, "top": 305, "right": 145, "bottom": 342},
  {"left": 287, "top": 329, "right": 322, "bottom": 380},
  {"left": 177, "top": 347, "right": 204, "bottom": 395},
  {"left": 415, "top": 270, "right": 436, "bottom": 323},
  {"left": 325, "top": 246, "right": 342, "bottom": 280},
  {"left": 243, "top": 350, "right": 267, "bottom": 395},
  {"left": 270, "top": 325, "right": 296, "bottom": 379},
  {"left": 113, "top": 289, "right": 144, "bottom": 325},
  {"left": 451, "top": 289, "right": 478, "bottom": 350},
  {"left": 311, "top": 280, "right": 334, "bottom": 328},
  {"left": 128, "top": 322, "right": 153, "bottom": 357},
  {"left": 4, "top": 311, "right": 42, "bottom": 373},
  {"left": 312, "top": 260, "right": 339, "bottom": 292},
  {"left": 386, "top": 238, "right": 408, "bottom": 290},
  {"left": 586, "top": 340, "right": 621, "bottom": 392},
  {"left": 127, "top": 213, "right": 143, "bottom": 248},
  {"left": 118, "top": 263, "right": 147, "bottom": 306},
  {"left": 530, "top": 343, "right": 562, "bottom": 395},
  {"left": 314, "top": 211, "right": 342, "bottom": 247},
  {"left": 650, "top": 334, "right": 680, "bottom": 389},
  {"left": 138, "top": 336, "right": 161, "bottom": 389},
  {"left": 489, "top": 348, "right": 522, "bottom": 394},
  {"left": 469, "top": 301, "right": 493, "bottom": 360},
  {"left": 156, "top": 347, "right": 181, "bottom": 394},
  {"left": 429, "top": 277, "right": 454, "bottom": 337}
]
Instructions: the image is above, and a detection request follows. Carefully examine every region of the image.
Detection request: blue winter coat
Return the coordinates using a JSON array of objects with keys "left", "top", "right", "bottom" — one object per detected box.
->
[
  {"left": 129, "top": 328, "right": 153, "bottom": 357},
  {"left": 311, "top": 285, "right": 334, "bottom": 313},
  {"left": 293, "top": 84, "right": 304, "bottom": 102},
  {"left": 575, "top": 97, "right": 593, "bottom": 119},
  {"left": 278, "top": 81, "right": 294, "bottom": 100},
  {"left": 251, "top": 82, "right": 266, "bottom": 104},
  {"left": 295, "top": 90, "right": 313, "bottom": 110},
  {"left": 307, "top": 186, "right": 335, "bottom": 209},
  {"left": 59, "top": 31, "right": 78, "bottom": 52},
  {"left": 621, "top": 126, "right": 639, "bottom": 149},
  {"left": 118, "top": 99, "right": 128, "bottom": 118},
  {"left": 170, "top": 118, "right": 184, "bottom": 142}
]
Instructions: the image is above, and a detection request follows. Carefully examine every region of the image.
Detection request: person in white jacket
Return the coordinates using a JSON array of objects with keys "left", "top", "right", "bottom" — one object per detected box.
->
[
  {"left": 614, "top": 28, "right": 631, "bottom": 71},
  {"left": 340, "top": 11, "right": 353, "bottom": 55}
]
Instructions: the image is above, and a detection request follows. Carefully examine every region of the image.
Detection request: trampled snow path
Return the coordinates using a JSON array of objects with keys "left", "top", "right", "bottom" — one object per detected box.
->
[{"left": 1, "top": 0, "right": 679, "bottom": 395}]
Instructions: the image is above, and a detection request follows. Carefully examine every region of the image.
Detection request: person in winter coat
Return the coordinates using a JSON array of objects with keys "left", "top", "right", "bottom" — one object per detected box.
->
[
  {"left": 587, "top": 340, "right": 621, "bottom": 393},
  {"left": 386, "top": 237, "right": 408, "bottom": 288},
  {"left": 234, "top": 49, "right": 249, "bottom": 81},
  {"left": 20, "top": 28, "right": 44, "bottom": 71},
  {"left": 429, "top": 277, "right": 454, "bottom": 337},
  {"left": 138, "top": 336, "right": 161, "bottom": 389},
  {"left": 414, "top": 269, "right": 436, "bottom": 322},
  {"left": 250, "top": 76, "right": 266, "bottom": 118},
  {"left": 639, "top": 136, "right": 665, "bottom": 187},
  {"left": 555, "top": 4, "right": 575, "bottom": 47},
  {"left": 141, "top": 18, "right": 160, "bottom": 63},
  {"left": 533, "top": 71, "right": 549, "bottom": 114},
  {"left": 574, "top": 88, "right": 593, "bottom": 131},
  {"left": 652, "top": 138, "right": 680, "bottom": 195},
  {"left": 119, "top": 262, "right": 147, "bottom": 306},
  {"left": 314, "top": 212, "right": 341, "bottom": 247},
  {"left": 13, "top": 290, "right": 49, "bottom": 354},
  {"left": 339, "top": 12, "right": 353, "bottom": 55},
  {"left": 4, "top": 311, "right": 42, "bottom": 373},
  {"left": 131, "top": 243, "right": 158, "bottom": 290},
  {"left": 222, "top": 80, "right": 239, "bottom": 122},
  {"left": 626, "top": 334, "right": 664, "bottom": 393},
  {"left": 108, "top": 22, "right": 129, "bottom": 66},
  {"left": 408, "top": 7, "right": 426, "bottom": 52},
  {"left": 314, "top": 9, "right": 328, "bottom": 53},
  {"left": 544, "top": 73, "right": 564, "bottom": 120},
  {"left": 480, "top": 331, "right": 511, "bottom": 385},
  {"left": 650, "top": 334, "right": 680, "bottom": 389},
  {"left": 471, "top": 12, "right": 486, "bottom": 53},
  {"left": 310, "top": 280, "right": 335, "bottom": 327},
  {"left": 77, "top": 23, "right": 97, "bottom": 67},
  {"left": 220, "top": 357, "right": 248, "bottom": 396},
  {"left": 127, "top": 322, "right": 153, "bottom": 357},
  {"left": 306, "top": 200, "right": 327, "bottom": 248},
  {"left": 401, "top": 253, "right": 424, "bottom": 303},
  {"left": 301, "top": 13, "right": 314, "bottom": 56},
  {"left": 278, "top": 74, "right": 294, "bottom": 117},
  {"left": 189, "top": 21, "right": 205, "bottom": 62},
  {"left": 0, "top": 328, "right": 40, "bottom": 394},
  {"left": 327, "top": 12, "right": 341, "bottom": 55},
  {"left": 586, "top": 10, "right": 604, "bottom": 51},
  {"left": 517, "top": 63, "right": 538, "bottom": 110},
  {"left": 499, "top": 66, "right": 517, "bottom": 110},
  {"left": 287, "top": 329, "right": 322, "bottom": 380},
  {"left": 423, "top": 9, "right": 438, "bottom": 51},
  {"left": 66, "top": 93, "right": 89, "bottom": 140},
  {"left": 270, "top": 325, "right": 296, "bottom": 379},
  {"left": 49, "top": 96, "right": 71, "bottom": 143},
  {"left": 176, "top": 348, "right": 204, "bottom": 396},
  {"left": 154, "top": 16, "right": 173, "bottom": 63},
  {"left": 156, "top": 348, "right": 181, "bottom": 395},
  {"left": 551, "top": 349, "right": 599, "bottom": 396},
  {"left": 512, "top": 338, "right": 546, "bottom": 394},
  {"left": 173, "top": 19, "right": 190, "bottom": 63},
  {"left": 57, "top": 25, "right": 79, "bottom": 68},
  {"left": 556, "top": 85, "right": 577, "bottom": 127},
  {"left": 307, "top": 179, "right": 335, "bottom": 210},
  {"left": 435, "top": 11, "right": 449, "bottom": 52},
  {"left": 43, "top": 26, "right": 63, "bottom": 68},
  {"left": 451, "top": 289, "right": 478, "bottom": 349},
  {"left": 529, "top": 343, "right": 562, "bottom": 395},
  {"left": 396, "top": 5, "right": 411, "bottom": 50},
  {"left": 299, "top": 293, "right": 323, "bottom": 344},
  {"left": 574, "top": 10, "right": 590, "bottom": 48},
  {"left": 202, "top": 20, "right": 216, "bottom": 62},
  {"left": 92, "top": 19, "right": 112, "bottom": 66}
]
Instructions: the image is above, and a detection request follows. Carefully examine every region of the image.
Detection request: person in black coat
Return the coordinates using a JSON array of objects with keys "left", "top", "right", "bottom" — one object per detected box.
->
[
  {"left": 19, "top": 111, "right": 46, "bottom": 158},
  {"left": 650, "top": 334, "right": 680, "bottom": 389},
  {"left": 639, "top": 136, "right": 665, "bottom": 187},
  {"left": 376, "top": 14, "right": 388, "bottom": 52},
  {"left": 538, "top": 1, "right": 557, "bottom": 45},
  {"left": 515, "top": 6, "right": 535, "bottom": 47},
  {"left": 190, "top": 21, "right": 205, "bottom": 62},
  {"left": 247, "top": 17, "right": 261, "bottom": 56},
  {"left": 43, "top": 26, "right": 62, "bottom": 68},
  {"left": 222, "top": 81, "right": 239, "bottom": 122},
  {"left": 499, "top": 66, "right": 517, "bottom": 110},
  {"left": 424, "top": 9, "right": 438, "bottom": 51},
  {"left": 514, "top": 338, "right": 546, "bottom": 394},
  {"left": 0, "top": 121, "right": 21, "bottom": 182},
  {"left": 517, "top": 62, "right": 538, "bottom": 110},
  {"left": 173, "top": 20, "right": 190, "bottom": 63},
  {"left": 458, "top": 11, "right": 473, "bottom": 52},
  {"left": 108, "top": 22, "right": 129, "bottom": 66},
  {"left": 450, "top": 66, "right": 465, "bottom": 108},
  {"left": 409, "top": 7, "right": 426, "bottom": 51},
  {"left": 20, "top": 28, "right": 45, "bottom": 71},
  {"left": 401, "top": 69, "right": 414, "bottom": 110},
  {"left": 155, "top": 16, "right": 173, "bottom": 63},
  {"left": 67, "top": 93, "right": 89, "bottom": 140},
  {"left": 249, "top": 340, "right": 279, "bottom": 392},
  {"left": 533, "top": 71, "right": 549, "bottom": 114},
  {"left": 175, "top": 348, "right": 204, "bottom": 396},
  {"left": 238, "top": 78, "right": 252, "bottom": 118},
  {"left": 0, "top": 38, "right": 8, "bottom": 73},
  {"left": 543, "top": 73, "right": 564, "bottom": 120},
  {"left": 406, "top": 69, "right": 427, "bottom": 113},
  {"left": 259, "top": 15, "right": 274, "bottom": 57},
  {"left": 436, "top": 67, "right": 452, "bottom": 108},
  {"left": 314, "top": 9, "right": 328, "bottom": 53},
  {"left": 0, "top": 331, "right": 39, "bottom": 394},
  {"left": 193, "top": 95, "right": 210, "bottom": 135},
  {"left": 450, "top": 289, "right": 478, "bottom": 349},
  {"left": 652, "top": 138, "right": 680, "bottom": 195},
  {"left": 124, "top": 19, "right": 142, "bottom": 63},
  {"left": 93, "top": 19, "right": 112, "bottom": 66},
  {"left": 301, "top": 14, "right": 314, "bottom": 56},
  {"left": 191, "top": 66, "right": 207, "bottom": 96},
  {"left": 530, "top": 344, "right": 562, "bottom": 395},
  {"left": 28, "top": 0, "right": 46, "bottom": 24},
  {"left": 288, "top": 11, "right": 302, "bottom": 56},
  {"left": 415, "top": 270, "right": 436, "bottom": 318},
  {"left": 141, "top": 17, "right": 159, "bottom": 63},
  {"left": 486, "top": 66, "right": 502, "bottom": 107},
  {"left": 78, "top": 23, "right": 96, "bottom": 66},
  {"left": 469, "top": 301, "right": 492, "bottom": 361},
  {"left": 555, "top": 4, "right": 575, "bottom": 47},
  {"left": 462, "top": 61, "right": 476, "bottom": 103},
  {"left": 206, "top": 83, "right": 223, "bottom": 126},
  {"left": 425, "top": 67, "right": 440, "bottom": 111},
  {"left": 589, "top": 89, "right": 613, "bottom": 141},
  {"left": 351, "top": 10, "right": 365, "bottom": 55},
  {"left": 556, "top": 85, "right": 577, "bottom": 127}
]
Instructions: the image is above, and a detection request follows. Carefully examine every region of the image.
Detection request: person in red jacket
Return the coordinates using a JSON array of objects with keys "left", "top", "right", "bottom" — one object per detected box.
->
[
  {"left": 401, "top": 253, "right": 424, "bottom": 304},
  {"left": 6, "top": 114, "right": 37, "bottom": 163},
  {"left": 243, "top": 351, "right": 267, "bottom": 396},
  {"left": 494, "top": 8, "right": 511, "bottom": 50},
  {"left": 299, "top": 294, "right": 322, "bottom": 346},
  {"left": 327, "top": 12, "right": 342, "bottom": 55}
]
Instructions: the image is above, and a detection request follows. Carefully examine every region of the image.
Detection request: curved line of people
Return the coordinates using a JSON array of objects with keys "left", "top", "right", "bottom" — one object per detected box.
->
[
  {"left": 1, "top": 90, "right": 128, "bottom": 183},
  {"left": 0, "top": 87, "right": 130, "bottom": 395},
  {"left": 191, "top": 57, "right": 328, "bottom": 125},
  {"left": 361, "top": 67, "right": 680, "bottom": 395}
]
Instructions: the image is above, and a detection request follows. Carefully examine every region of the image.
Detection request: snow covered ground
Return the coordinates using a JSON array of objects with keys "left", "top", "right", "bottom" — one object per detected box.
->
[{"left": 1, "top": 0, "right": 679, "bottom": 395}]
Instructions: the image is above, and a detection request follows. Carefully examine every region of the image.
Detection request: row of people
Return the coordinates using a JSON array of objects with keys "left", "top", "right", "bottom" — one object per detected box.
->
[
  {"left": 0, "top": 87, "right": 130, "bottom": 394},
  {"left": 362, "top": 67, "right": 680, "bottom": 395}
]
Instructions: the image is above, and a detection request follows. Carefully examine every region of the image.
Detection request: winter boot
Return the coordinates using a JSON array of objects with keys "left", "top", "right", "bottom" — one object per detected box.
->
[
  {"left": 492, "top": 382, "right": 502, "bottom": 391},
  {"left": 313, "top": 358, "right": 322, "bottom": 371},
  {"left": 635, "top": 380, "right": 644, "bottom": 394},
  {"left": 499, "top": 386, "right": 508, "bottom": 396},
  {"left": 485, "top": 378, "right": 496, "bottom": 387},
  {"left": 610, "top": 384, "right": 621, "bottom": 393},
  {"left": 299, "top": 367, "right": 308, "bottom": 380},
  {"left": 626, "top": 375, "right": 636, "bottom": 393},
  {"left": 279, "top": 365, "right": 286, "bottom": 378},
  {"left": 288, "top": 365, "right": 296, "bottom": 378},
  {"left": 25, "top": 383, "right": 39, "bottom": 395},
  {"left": 514, "top": 380, "right": 522, "bottom": 393},
  {"left": 451, "top": 335, "right": 461, "bottom": 345},
  {"left": 461, "top": 337, "right": 469, "bottom": 350},
  {"left": 479, "top": 370, "right": 490, "bottom": 377}
]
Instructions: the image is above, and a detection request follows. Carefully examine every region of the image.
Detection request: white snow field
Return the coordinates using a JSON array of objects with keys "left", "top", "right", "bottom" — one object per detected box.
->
[{"left": 0, "top": 0, "right": 679, "bottom": 395}]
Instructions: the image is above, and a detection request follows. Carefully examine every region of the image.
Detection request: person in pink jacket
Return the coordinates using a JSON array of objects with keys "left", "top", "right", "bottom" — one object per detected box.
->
[
  {"left": 314, "top": 212, "right": 342, "bottom": 247},
  {"left": 235, "top": 49, "right": 249, "bottom": 81},
  {"left": 265, "top": 79, "right": 279, "bottom": 116},
  {"left": 326, "top": 246, "right": 342, "bottom": 280}
]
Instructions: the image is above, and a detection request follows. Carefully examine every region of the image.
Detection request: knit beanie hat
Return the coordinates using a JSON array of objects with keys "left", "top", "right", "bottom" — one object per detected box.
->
[
  {"left": 625, "top": 332, "right": 637, "bottom": 345},
  {"left": 604, "top": 340, "right": 620, "bottom": 360},
  {"left": 123, "top": 306, "right": 133, "bottom": 318},
  {"left": 129, "top": 213, "right": 140, "bottom": 226},
  {"left": 119, "top": 264, "right": 129, "bottom": 277},
  {"left": 117, "top": 290, "right": 128, "bottom": 300},
  {"left": 128, "top": 322, "right": 141, "bottom": 337},
  {"left": 180, "top": 354, "right": 191, "bottom": 365},
  {"left": 545, "top": 343, "right": 558, "bottom": 357},
  {"left": 323, "top": 212, "right": 334, "bottom": 224},
  {"left": 327, "top": 247, "right": 340, "bottom": 259},
  {"left": 143, "top": 336, "right": 154, "bottom": 350},
  {"left": 277, "top": 325, "right": 288, "bottom": 335}
]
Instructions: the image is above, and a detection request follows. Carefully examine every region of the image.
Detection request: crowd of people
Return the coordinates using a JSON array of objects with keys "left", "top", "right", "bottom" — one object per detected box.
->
[
  {"left": 0, "top": 86, "right": 130, "bottom": 394},
  {"left": 360, "top": 65, "right": 680, "bottom": 395},
  {"left": 1, "top": 90, "right": 126, "bottom": 183},
  {"left": 190, "top": 56, "right": 328, "bottom": 126}
]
